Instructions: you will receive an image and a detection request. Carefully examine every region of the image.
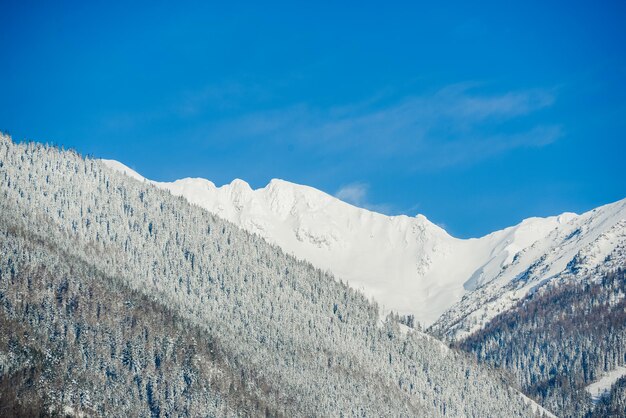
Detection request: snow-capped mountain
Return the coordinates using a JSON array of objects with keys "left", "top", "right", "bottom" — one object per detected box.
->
[
  {"left": 102, "top": 160, "right": 626, "bottom": 330},
  {"left": 431, "top": 198, "right": 626, "bottom": 341},
  {"left": 1, "top": 136, "right": 552, "bottom": 417}
]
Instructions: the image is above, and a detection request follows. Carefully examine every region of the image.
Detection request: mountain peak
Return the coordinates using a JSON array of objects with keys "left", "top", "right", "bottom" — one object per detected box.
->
[
  {"left": 101, "top": 159, "right": 145, "bottom": 182},
  {"left": 100, "top": 158, "right": 625, "bottom": 328},
  {"left": 267, "top": 178, "right": 291, "bottom": 187},
  {"left": 228, "top": 178, "right": 252, "bottom": 192}
]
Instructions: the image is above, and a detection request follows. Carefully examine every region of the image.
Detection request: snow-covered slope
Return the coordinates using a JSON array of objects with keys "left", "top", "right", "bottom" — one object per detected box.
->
[
  {"left": 431, "top": 199, "right": 626, "bottom": 340},
  {"left": 101, "top": 160, "right": 626, "bottom": 330},
  {"left": 586, "top": 366, "right": 626, "bottom": 404}
]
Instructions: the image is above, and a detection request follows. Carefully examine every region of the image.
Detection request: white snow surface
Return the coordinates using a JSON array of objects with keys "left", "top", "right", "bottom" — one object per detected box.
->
[
  {"left": 431, "top": 201, "right": 626, "bottom": 340},
  {"left": 101, "top": 160, "right": 626, "bottom": 329},
  {"left": 586, "top": 366, "right": 626, "bottom": 404},
  {"left": 517, "top": 391, "right": 557, "bottom": 418}
]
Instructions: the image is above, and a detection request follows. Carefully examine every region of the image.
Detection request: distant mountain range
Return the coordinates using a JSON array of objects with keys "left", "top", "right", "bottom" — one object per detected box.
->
[{"left": 103, "top": 159, "right": 626, "bottom": 334}]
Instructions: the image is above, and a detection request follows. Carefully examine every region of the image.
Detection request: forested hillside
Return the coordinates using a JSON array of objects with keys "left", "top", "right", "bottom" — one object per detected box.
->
[
  {"left": 103, "top": 158, "right": 626, "bottom": 332},
  {"left": 458, "top": 266, "right": 626, "bottom": 417},
  {"left": 0, "top": 135, "right": 547, "bottom": 416}
]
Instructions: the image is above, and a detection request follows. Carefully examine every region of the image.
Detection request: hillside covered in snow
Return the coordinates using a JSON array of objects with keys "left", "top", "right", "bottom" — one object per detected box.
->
[
  {"left": 1, "top": 136, "right": 550, "bottom": 416},
  {"left": 103, "top": 160, "right": 626, "bottom": 332}
]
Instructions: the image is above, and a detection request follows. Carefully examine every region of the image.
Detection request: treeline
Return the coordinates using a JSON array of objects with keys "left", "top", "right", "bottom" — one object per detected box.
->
[
  {"left": 0, "top": 221, "right": 239, "bottom": 416},
  {"left": 592, "top": 376, "right": 626, "bottom": 417},
  {"left": 458, "top": 266, "right": 626, "bottom": 417},
  {"left": 0, "top": 135, "right": 544, "bottom": 416}
]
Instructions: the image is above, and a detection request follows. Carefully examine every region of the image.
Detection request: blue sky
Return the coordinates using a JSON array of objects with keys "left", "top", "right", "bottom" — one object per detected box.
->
[{"left": 1, "top": 1, "right": 625, "bottom": 237}]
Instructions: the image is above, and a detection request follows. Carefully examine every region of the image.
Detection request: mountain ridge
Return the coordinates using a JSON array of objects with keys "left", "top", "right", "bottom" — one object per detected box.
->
[
  {"left": 102, "top": 159, "right": 626, "bottom": 330},
  {"left": 0, "top": 135, "right": 549, "bottom": 416}
]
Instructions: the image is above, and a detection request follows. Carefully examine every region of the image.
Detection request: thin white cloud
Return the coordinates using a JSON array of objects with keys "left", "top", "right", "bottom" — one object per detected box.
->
[
  {"left": 202, "top": 84, "right": 559, "bottom": 170},
  {"left": 335, "top": 183, "right": 368, "bottom": 206},
  {"left": 335, "top": 182, "right": 396, "bottom": 214},
  {"left": 437, "top": 84, "right": 555, "bottom": 121},
  {"left": 414, "top": 125, "right": 564, "bottom": 170}
]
